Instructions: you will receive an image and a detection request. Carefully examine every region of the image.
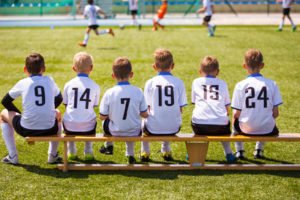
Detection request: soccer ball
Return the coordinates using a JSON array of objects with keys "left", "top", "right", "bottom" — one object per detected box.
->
[{"left": 119, "top": 24, "right": 125, "bottom": 30}]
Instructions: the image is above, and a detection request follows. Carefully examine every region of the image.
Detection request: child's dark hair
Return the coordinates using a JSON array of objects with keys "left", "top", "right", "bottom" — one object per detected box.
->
[
  {"left": 201, "top": 56, "right": 219, "bottom": 74},
  {"left": 244, "top": 49, "right": 263, "bottom": 70},
  {"left": 154, "top": 48, "right": 173, "bottom": 70},
  {"left": 88, "top": 0, "right": 94, "bottom": 5},
  {"left": 25, "top": 53, "right": 45, "bottom": 75},
  {"left": 113, "top": 57, "right": 132, "bottom": 79}
]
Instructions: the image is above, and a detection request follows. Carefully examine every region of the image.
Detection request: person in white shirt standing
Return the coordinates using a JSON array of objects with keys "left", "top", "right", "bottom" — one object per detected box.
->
[
  {"left": 0, "top": 53, "right": 63, "bottom": 165},
  {"left": 277, "top": 0, "right": 297, "bottom": 32},
  {"left": 140, "top": 48, "right": 187, "bottom": 162},
  {"left": 128, "top": 0, "right": 142, "bottom": 30},
  {"left": 191, "top": 56, "right": 236, "bottom": 163},
  {"left": 63, "top": 52, "right": 100, "bottom": 161},
  {"left": 196, "top": 0, "right": 216, "bottom": 37},
  {"left": 79, "top": 0, "right": 114, "bottom": 47},
  {"left": 99, "top": 57, "right": 148, "bottom": 164},
  {"left": 232, "top": 49, "right": 283, "bottom": 159}
]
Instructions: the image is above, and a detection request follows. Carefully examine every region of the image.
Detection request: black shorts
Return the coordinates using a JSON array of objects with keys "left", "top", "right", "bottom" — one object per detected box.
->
[
  {"left": 203, "top": 15, "right": 211, "bottom": 23},
  {"left": 63, "top": 122, "right": 97, "bottom": 136},
  {"left": 88, "top": 25, "right": 99, "bottom": 30},
  {"left": 233, "top": 119, "right": 279, "bottom": 136},
  {"left": 12, "top": 115, "right": 58, "bottom": 137},
  {"left": 192, "top": 122, "right": 231, "bottom": 136},
  {"left": 131, "top": 10, "right": 138, "bottom": 15},
  {"left": 143, "top": 125, "right": 179, "bottom": 136},
  {"left": 283, "top": 8, "right": 290, "bottom": 16},
  {"left": 103, "top": 119, "right": 142, "bottom": 136}
]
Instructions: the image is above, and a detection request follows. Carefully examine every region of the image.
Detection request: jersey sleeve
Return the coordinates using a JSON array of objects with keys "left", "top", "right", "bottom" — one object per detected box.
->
[
  {"left": 95, "top": 5, "right": 101, "bottom": 12},
  {"left": 224, "top": 83, "right": 231, "bottom": 106},
  {"left": 203, "top": 0, "right": 208, "bottom": 7},
  {"left": 143, "top": 80, "right": 151, "bottom": 106},
  {"left": 83, "top": 6, "right": 88, "bottom": 16},
  {"left": 8, "top": 80, "right": 23, "bottom": 99},
  {"left": 99, "top": 91, "right": 109, "bottom": 116},
  {"left": 94, "top": 85, "right": 101, "bottom": 107},
  {"left": 62, "top": 84, "right": 69, "bottom": 105},
  {"left": 191, "top": 80, "right": 196, "bottom": 104},
  {"left": 49, "top": 76, "right": 61, "bottom": 97},
  {"left": 140, "top": 91, "right": 148, "bottom": 113},
  {"left": 231, "top": 84, "right": 242, "bottom": 110},
  {"left": 179, "top": 82, "right": 188, "bottom": 107},
  {"left": 273, "top": 82, "right": 283, "bottom": 107}
]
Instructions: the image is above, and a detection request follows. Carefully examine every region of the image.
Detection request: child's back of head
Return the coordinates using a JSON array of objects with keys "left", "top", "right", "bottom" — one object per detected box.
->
[
  {"left": 201, "top": 56, "right": 219, "bottom": 75},
  {"left": 25, "top": 53, "right": 45, "bottom": 75},
  {"left": 154, "top": 48, "right": 173, "bottom": 71},
  {"left": 73, "top": 52, "right": 93, "bottom": 73},
  {"left": 113, "top": 57, "right": 132, "bottom": 80},
  {"left": 244, "top": 49, "right": 263, "bottom": 70}
]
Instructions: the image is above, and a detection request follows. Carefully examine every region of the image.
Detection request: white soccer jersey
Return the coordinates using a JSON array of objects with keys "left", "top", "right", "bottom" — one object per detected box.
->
[
  {"left": 129, "top": 0, "right": 138, "bottom": 11},
  {"left": 203, "top": 0, "right": 213, "bottom": 16},
  {"left": 63, "top": 74, "right": 100, "bottom": 132},
  {"left": 282, "top": 0, "right": 293, "bottom": 8},
  {"left": 84, "top": 4, "right": 101, "bottom": 25},
  {"left": 231, "top": 73, "right": 283, "bottom": 135},
  {"left": 8, "top": 75, "right": 60, "bottom": 130},
  {"left": 144, "top": 72, "right": 187, "bottom": 134},
  {"left": 192, "top": 76, "right": 230, "bottom": 125},
  {"left": 100, "top": 82, "right": 147, "bottom": 136}
]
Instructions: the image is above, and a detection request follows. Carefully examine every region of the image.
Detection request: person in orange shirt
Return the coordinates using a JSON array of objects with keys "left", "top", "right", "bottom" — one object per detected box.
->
[{"left": 153, "top": 0, "right": 168, "bottom": 31}]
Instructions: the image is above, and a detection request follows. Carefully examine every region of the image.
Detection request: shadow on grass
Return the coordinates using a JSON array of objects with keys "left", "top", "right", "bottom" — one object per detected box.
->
[{"left": 97, "top": 47, "right": 118, "bottom": 50}]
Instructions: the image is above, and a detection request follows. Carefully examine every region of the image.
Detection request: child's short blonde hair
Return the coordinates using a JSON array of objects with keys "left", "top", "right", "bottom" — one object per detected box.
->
[
  {"left": 73, "top": 52, "right": 93, "bottom": 72},
  {"left": 201, "top": 56, "right": 219, "bottom": 74},
  {"left": 113, "top": 57, "right": 132, "bottom": 79},
  {"left": 244, "top": 49, "right": 263, "bottom": 70},
  {"left": 154, "top": 48, "right": 173, "bottom": 70}
]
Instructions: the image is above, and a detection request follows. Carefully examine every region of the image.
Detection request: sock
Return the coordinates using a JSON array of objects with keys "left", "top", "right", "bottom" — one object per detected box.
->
[
  {"left": 255, "top": 141, "right": 265, "bottom": 150},
  {"left": 83, "top": 33, "right": 89, "bottom": 44},
  {"left": 207, "top": 26, "right": 213, "bottom": 35},
  {"left": 98, "top": 29, "right": 109, "bottom": 35},
  {"left": 279, "top": 19, "right": 284, "bottom": 29},
  {"left": 48, "top": 122, "right": 62, "bottom": 156},
  {"left": 133, "top": 19, "right": 138, "bottom": 26},
  {"left": 84, "top": 142, "right": 93, "bottom": 155},
  {"left": 161, "top": 141, "right": 171, "bottom": 153},
  {"left": 221, "top": 142, "right": 233, "bottom": 155},
  {"left": 105, "top": 141, "right": 113, "bottom": 147},
  {"left": 126, "top": 142, "right": 134, "bottom": 156},
  {"left": 68, "top": 142, "right": 77, "bottom": 154},
  {"left": 235, "top": 142, "right": 244, "bottom": 152},
  {"left": 141, "top": 141, "right": 150, "bottom": 154},
  {"left": 1, "top": 123, "right": 17, "bottom": 157},
  {"left": 289, "top": 18, "right": 295, "bottom": 27}
]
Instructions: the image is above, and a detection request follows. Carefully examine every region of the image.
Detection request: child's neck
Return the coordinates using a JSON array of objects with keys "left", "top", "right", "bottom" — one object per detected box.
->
[
  {"left": 201, "top": 73, "right": 217, "bottom": 78},
  {"left": 77, "top": 72, "right": 89, "bottom": 76},
  {"left": 117, "top": 78, "right": 130, "bottom": 83},
  {"left": 247, "top": 69, "right": 261, "bottom": 75}
]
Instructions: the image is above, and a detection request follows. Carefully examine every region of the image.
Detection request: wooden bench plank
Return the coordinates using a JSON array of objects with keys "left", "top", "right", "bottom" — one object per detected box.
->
[
  {"left": 57, "top": 164, "right": 300, "bottom": 171},
  {"left": 26, "top": 133, "right": 300, "bottom": 142}
]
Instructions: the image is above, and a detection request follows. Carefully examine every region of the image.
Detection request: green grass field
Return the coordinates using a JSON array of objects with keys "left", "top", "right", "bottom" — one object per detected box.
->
[{"left": 0, "top": 26, "right": 299, "bottom": 199}]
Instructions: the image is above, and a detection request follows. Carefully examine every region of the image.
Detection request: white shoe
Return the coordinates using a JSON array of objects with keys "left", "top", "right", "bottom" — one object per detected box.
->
[
  {"left": 1, "top": 154, "right": 18, "bottom": 165},
  {"left": 47, "top": 153, "right": 62, "bottom": 164}
]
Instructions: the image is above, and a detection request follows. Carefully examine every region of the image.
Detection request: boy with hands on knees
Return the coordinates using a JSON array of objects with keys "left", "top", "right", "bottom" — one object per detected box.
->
[
  {"left": 1, "top": 53, "right": 63, "bottom": 164},
  {"left": 63, "top": 52, "right": 100, "bottom": 161},
  {"left": 232, "top": 49, "right": 282, "bottom": 159},
  {"left": 140, "top": 48, "right": 187, "bottom": 162},
  {"left": 99, "top": 57, "right": 148, "bottom": 164},
  {"left": 191, "top": 56, "right": 236, "bottom": 163}
]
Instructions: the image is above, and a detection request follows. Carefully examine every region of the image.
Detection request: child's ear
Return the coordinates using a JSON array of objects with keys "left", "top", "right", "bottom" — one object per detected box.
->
[
  {"left": 129, "top": 72, "right": 134, "bottom": 78},
  {"left": 171, "top": 63, "right": 175, "bottom": 70},
  {"left": 112, "top": 73, "right": 116, "bottom": 80},
  {"left": 152, "top": 64, "right": 157, "bottom": 71},
  {"left": 216, "top": 69, "right": 219, "bottom": 76},
  {"left": 243, "top": 63, "right": 247, "bottom": 69},
  {"left": 260, "top": 63, "right": 265, "bottom": 69},
  {"left": 72, "top": 66, "right": 77, "bottom": 72},
  {"left": 24, "top": 66, "right": 29, "bottom": 76},
  {"left": 90, "top": 65, "right": 93, "bottom": 71}
]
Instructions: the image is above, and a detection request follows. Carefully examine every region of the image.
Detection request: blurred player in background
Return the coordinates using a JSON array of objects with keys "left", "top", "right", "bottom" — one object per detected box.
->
[
  {"left": 129, "top": 0, "right": 142, "bottom": 30},
  {"left": 79, "top": 0, "right": 114, "bottom": 47},
  {"left": 153, "top": 0, "right": 168, "bottom": 31},
  {"left": 197, "top": 0, "right": 216, "bottom": 37},
  {"left": 277, "top": 0, "right": 297, "bottom": 32}
]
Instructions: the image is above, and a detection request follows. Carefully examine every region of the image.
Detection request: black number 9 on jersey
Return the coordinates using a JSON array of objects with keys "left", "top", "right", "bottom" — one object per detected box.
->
[{"left": 34, "top": 86, "right": 45, "bottom": 106}]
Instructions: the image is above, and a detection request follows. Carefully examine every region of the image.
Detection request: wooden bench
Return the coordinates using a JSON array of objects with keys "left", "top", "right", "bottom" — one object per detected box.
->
[{"left": 25, "top": 133, "right": 300, "bottom": 172}]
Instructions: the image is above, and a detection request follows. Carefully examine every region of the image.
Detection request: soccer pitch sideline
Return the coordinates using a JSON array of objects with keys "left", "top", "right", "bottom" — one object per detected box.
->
[{"left": 0, "top": 26, "right": 299, "bottom": 199}]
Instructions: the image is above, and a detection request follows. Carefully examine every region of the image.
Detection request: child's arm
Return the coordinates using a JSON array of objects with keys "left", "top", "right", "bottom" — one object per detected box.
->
[
  {"left": 1, "top": 93, "right": 21, "bottom": 113},
  {"left": 196, "top": 7, "right": 206, "bottom": 14},
  {"left": 99, "top": 114, "right": 108, "bottom": 120},
  {"left": 140, "top": 111, "right": 148, "bottom": 118},
  {"left": 232, "top": 109, "right": 241, "bottom": 123},
  {"left": 54, "top": 93, "right": 63, "bottom": 108},
  {"left": 273, "top": 106, "right": 279, "bottom": 119},
  {"left": 226, "top": 105, "right": 230, "bottom": 116}
]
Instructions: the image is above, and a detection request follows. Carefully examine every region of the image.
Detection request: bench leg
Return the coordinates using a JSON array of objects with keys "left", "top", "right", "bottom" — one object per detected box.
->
[
  {"left": 63, "top": 141, "right": 68, "bottom": 172},
  {"left": 185, "top": 142, "right": 209, "bottom": 166}
]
